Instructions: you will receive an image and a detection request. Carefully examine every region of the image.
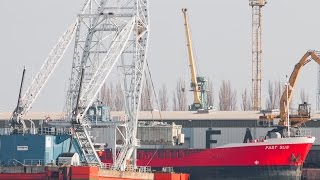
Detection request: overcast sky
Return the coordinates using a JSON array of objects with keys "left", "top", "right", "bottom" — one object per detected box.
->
[{"left": 1, "top": 0, "right": 320, "bottom": 112}]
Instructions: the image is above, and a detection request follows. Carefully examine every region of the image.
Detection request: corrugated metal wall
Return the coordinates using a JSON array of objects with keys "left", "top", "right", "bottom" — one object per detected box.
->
[
  {"left": 189, "top": 127, "right": 317, "bottom": 148},
  {"left": 0, "top": 135, "right": 73, "bottom": 165},
  {"left": 91, "top": 127, "right": 115, "bottom": 148},
  {"left": 90, "top": 126, "right": 320, "bottom": 149}
]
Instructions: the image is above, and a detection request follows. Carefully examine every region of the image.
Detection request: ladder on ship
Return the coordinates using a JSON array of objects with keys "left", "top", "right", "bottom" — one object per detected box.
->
[{"left": 72, "top": 120, "right": 102, "bottom": 165}]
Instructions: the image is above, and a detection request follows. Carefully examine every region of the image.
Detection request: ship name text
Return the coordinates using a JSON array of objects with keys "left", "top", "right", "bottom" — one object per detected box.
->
[{"left": 265, "top": 145, "right": 289, "bottom": 150}]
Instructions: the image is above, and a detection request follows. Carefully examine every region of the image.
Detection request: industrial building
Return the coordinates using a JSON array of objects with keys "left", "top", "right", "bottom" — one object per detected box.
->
[{"left": 1, "top": 110, "right": 320, "bottom": 167}]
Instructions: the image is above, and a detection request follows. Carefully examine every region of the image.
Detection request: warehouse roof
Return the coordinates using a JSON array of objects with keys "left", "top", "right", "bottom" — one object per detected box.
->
[{"left": 1, "top": 110, "right": 320, "bottom": 121}]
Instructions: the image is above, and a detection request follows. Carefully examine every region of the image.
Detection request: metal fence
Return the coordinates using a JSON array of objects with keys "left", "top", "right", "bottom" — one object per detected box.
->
[{"left": 23, "top": 159, "right": 44, "bottom": 166}]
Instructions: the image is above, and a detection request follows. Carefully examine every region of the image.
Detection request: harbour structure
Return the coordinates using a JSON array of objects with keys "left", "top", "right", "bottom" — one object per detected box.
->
[
  {"left": 181, "top": 8, "right": 211, "bottom": 112},
  {"left": 249, "top": 0, "right": 267, "bottom": 110},
  {"left": 1, "top": 0, "right": 319, "bottom": 179},
  {"left": 0, "top": 0, "right": 188, "bottom": 179},
  {"left": 87, "top": 110, "right": 318, "bottom": 179},
  {"left": 1, "top": 110, "right": 319, "bottom": 179},
  {"left": 5, "top": 0, "right": 150, "bottom": 169},
  {"left": 62, "top": 0, "right": 150, "bottom": 169},
  {"left": 3, "top": 110, "right": 320, "bottom": 149}
]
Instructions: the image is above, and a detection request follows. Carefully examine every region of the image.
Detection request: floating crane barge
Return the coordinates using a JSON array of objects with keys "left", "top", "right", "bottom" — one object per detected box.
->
[{"left": 0, "top": 0, "right": 189, "bottom": 179}]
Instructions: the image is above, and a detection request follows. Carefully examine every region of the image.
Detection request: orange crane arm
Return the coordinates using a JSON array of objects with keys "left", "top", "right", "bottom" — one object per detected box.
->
[
  {"left": 182, "top": 8, "right": 201, "bottom": 104},
  {"left": 279, "top": 50, "right": 320, "bottom": 125}
]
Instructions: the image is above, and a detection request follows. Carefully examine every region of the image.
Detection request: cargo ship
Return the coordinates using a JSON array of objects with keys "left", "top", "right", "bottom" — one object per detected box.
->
[
  {"left": 99, "top": 127, "right": 315, "bottom": 180},
  {"left": 38, "top": 107, "right": 316, "bottom": 179}
]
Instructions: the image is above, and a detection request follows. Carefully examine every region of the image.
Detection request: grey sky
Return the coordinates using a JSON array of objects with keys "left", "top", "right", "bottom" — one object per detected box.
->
[{"left": 0, "top": 0, "right": 320, "bottom": 112}]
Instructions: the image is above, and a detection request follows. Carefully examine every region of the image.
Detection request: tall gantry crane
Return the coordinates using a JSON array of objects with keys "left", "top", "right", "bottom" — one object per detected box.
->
[
  {"left": 249, "top": 0, "right": 266, "bottom": 110},
  {"left": 10, "top": 0, "right": 149, "bottom": 169},
  {"left": 65, "top": 0, "right": 149, "bottom": 169}
]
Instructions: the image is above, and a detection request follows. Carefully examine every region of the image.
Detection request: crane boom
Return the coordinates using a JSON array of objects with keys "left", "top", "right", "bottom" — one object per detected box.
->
[
  {"left": 279, "top": 50, "right": 320, "bottom": 126},
  {"left": 260, "top": 50, "right": 320, "bottom": 128},
  {"left": 21, "top": 22, "right": 77, "bottom": 115},
  {"left": 11, "top": 67, "right": 27, "bottom": 133},
  {"left": 182, "top": 8, "right": 201, "bottom": 106},
  {"left": 10, "top": 21, "right": 78, "bottom": 133},
  {"left": 10, "top": 0, "right": 91, "bottom": 133}
]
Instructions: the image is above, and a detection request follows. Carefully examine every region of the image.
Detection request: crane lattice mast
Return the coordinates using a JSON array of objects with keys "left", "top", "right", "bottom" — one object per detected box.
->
[
  {"left": 65, "top": 0, "right": 149, "bottom": 169},
  {"left": 249, "top": 0, "right": 266, "bottom": 110}
]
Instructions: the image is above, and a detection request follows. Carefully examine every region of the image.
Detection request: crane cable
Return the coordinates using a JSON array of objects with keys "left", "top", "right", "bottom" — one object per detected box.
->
[
  {"left": 145, "top": 60, "right": 163, "bottom": 120},
  {"left": 141, "top": 61, "right": 164, "bottom": 165}
]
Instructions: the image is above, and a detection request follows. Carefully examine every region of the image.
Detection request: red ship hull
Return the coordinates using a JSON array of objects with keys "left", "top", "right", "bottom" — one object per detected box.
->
[{"left": 100, "top": 136, "right": 315, "bottom": 179}]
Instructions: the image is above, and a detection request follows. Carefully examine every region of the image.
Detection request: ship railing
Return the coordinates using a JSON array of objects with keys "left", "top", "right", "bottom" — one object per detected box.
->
[
  {"left": 110, "top": 164, "right": 117, "bottom": 170},
  {"left": 55, "top": 128, "right": 69, "bottom": 135},
  {"left": 24, "top": 159, "right": 44, "bottom": 166},
  {"left": 100, "top": 163, "right": 151, "bottom": 173},
  {"left": 295, "top": 128, "right": 312, "bottom": 137},
  {"left": 7, "top": 159, "right": 24, "bottom": 166},
  {"left": 125, "top": 165, "right": 135, "bottom": 171},
  {"left": 39, "top": 127, "right": 56, "bottom": 135},
  {"left": 101, "top": 163, "right": 113, "bottom": 169},
  {"left": 137, "top": 166, "right": 152, "bottom": 173}
]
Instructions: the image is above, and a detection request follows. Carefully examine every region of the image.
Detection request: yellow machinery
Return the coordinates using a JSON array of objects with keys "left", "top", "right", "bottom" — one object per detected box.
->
[
  {"left": 182, "top": 8, "right": 211, "bottom": 111},
  {"left": 260, "top": 50, "right": 320, "bottom": 127}
]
